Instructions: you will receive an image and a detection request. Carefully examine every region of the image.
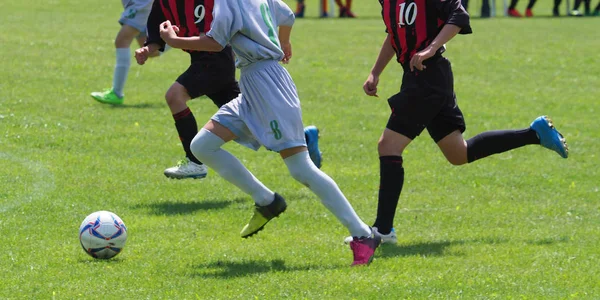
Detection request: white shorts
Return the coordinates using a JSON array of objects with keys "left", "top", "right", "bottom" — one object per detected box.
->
[
  {"left": 119, "top": 0, "right": 152, "bottom": 33},
  {"left": 211, "top": 60, "right": 306, "bottom": 152}
]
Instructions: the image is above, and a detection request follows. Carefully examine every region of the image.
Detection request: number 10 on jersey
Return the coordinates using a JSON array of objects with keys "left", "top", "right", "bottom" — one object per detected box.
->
[{"left": 398, "top": 2, "right": 417, "bottom": 27}]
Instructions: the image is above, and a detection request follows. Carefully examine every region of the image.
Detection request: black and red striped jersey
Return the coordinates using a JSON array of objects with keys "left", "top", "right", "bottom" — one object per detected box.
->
[
  {"left": 379, "top": 0, "right": 472, "bottom": 68},
  {"left": 146, "top": 0, "right": 229, "bottom": 61}
]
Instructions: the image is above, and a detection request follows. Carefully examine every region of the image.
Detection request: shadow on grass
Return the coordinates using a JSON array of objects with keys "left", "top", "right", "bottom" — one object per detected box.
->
[
  {"left": 525, "top": 236, "right": 571, "bottom": 246},
  {"left": 133, "top": 198, "right": 247, "bottom": 215},
  {"left": 95, "top": 102, "right": 163, "bottom": 109},
  {"left": 78, "top": 256, "right": 125, "bottom": 264},
  {"left": 191, "top": 259, "right": 339, "bottom": 278},
  {"left": 379, "top": 237, "right": 510, "bottom": 258}
]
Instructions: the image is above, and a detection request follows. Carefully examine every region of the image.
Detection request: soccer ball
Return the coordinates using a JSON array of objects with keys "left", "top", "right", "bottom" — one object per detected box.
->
[{"left": 79, "top": 211, "right": 128, "bottom": 259}]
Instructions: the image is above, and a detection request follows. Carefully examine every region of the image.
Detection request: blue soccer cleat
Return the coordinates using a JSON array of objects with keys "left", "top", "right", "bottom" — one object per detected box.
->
[
  {"left": 530, "top": 116, "right": 569, "bottom": 158},
  {"left": 304, "top": 125, "right": 322, "bottom": 168}
]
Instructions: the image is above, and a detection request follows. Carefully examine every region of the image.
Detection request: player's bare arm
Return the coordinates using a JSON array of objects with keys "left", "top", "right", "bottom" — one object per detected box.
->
[
  {"left": 279, "top": 26, "right": 293, "bottom": 64},
  {"left": 364, "top": 34, "right": 396, "bottom": 97},
  {"left": 159, "top": 20, "right": 223, "bottom": 52},
  {"left": 134, "top": 43, "right": 161, "bottom": 65},
  {"left": 409, "top": 24, "right": 461, "bottom": 72}
]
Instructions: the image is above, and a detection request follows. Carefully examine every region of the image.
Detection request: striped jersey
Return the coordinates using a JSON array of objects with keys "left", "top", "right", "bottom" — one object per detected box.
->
[
  {"left": 207, "top": 0, "right": 295, "bottom": 68},
  {"left": 146, "top": 0, "right": 232, "bottom": 61},
  {"left": 379, "top": 0, "right": 472, "bottom": 68}
]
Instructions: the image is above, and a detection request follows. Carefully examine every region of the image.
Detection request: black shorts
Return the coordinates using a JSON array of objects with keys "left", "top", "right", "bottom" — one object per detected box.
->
[
  {"left": 386, "top": 56, "right": 466, "bottom": 143},
  {"left": 176, "top": 55, "right": 240, "bottom": 108}
]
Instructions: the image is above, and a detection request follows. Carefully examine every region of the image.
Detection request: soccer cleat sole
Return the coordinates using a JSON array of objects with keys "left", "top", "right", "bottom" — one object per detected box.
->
[
  {"left": 241, "top": 216, "right": 278, "bottom": 239},
  {"left": 241, "top": 207, "right": 286, "bottom": 238},
  {"left": 163, "top": 173, "right": 207, "bottom": 180},
  {"left": 541, "top": 117, "right": 569, "bottom": 158},
  {"left": 546, "top": 117, "right": 569, "bottom": 157}
]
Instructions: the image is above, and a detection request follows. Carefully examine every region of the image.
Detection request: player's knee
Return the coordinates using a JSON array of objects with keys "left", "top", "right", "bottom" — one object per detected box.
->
[
  {"left": 190, "top": 130, "right": 217, "bottom": 161},
  {"left": 446, "top": 154, "right": 467, "bottom": 166},
  {"left": 164, "top": 86, "right": 187, "bottom": 107},
  {"left": 377, "top": 138, "right": 403, "bottom": 156},
  {"left": 287, "top": 164, "right": 312, "bottom": 186}
]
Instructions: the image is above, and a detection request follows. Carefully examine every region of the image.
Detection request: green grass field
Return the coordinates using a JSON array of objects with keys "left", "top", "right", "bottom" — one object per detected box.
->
[{"left": 1, "top": 0, "right": 599, "bottom": 298}]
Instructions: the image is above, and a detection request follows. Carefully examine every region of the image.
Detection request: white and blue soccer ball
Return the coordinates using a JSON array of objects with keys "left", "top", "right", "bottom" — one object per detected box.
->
[{"left": 79, "top": 211, "right": 128, "bottom": 259}]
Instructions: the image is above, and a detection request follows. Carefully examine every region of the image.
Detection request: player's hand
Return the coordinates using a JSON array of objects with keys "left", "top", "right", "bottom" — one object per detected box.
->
[
  {"left": 135, "top": 47, "right": 151, "bottom": 65},
  {"left": 159, "top": 20, "right": 180, "bottom": 45},
  {"left": 409, "top": 46, "right": 435, "bottom": 72},
  {"left": 281, "top": 42, "right": 292, "bottom": 64},
  {"left": 363, "top": 73, "right": 379, "bottom": 97}
]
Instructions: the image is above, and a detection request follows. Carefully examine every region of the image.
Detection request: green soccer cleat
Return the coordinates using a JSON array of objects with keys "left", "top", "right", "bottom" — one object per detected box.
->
[
  {"left": 91, "top": 89, "right": 124, "bottom": 105},
  {"left": 241, "top": 193, "right": 287, "bottom": 238}
]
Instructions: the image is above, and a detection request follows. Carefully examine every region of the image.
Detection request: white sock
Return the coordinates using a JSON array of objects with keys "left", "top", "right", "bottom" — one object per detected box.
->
[
  {"left": 191, "top": 129, "right": 275, "bottom": 206},
  {"left": 112, "top": 48, "right": 130, "bottom": 98},
  {"left": 283, "top": 151, "right": 371, "bottom": 237}
]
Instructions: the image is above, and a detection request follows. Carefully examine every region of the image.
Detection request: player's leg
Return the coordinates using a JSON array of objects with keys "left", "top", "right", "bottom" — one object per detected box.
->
[
  {"left": 295, "top": 0, "right": 306, "bottom": 17},
  {"left": 335, "top": 0, "right": 347, "bottom": 17},
  {"left": 280, "top": 146, "right": 380, "bottom": 265},
  {"left": 162, "top": 81, "right": 209, "bottom": 179},
  {"left": 91, "top": 24, "right": 139, "bottom": 105},
  {"left": 164, "top": 60, "right": 237, "bottom": 180},
  {"left": 571, "top": 0, "right": 584, "bottom": 15},
  {"left": 553, "top": 0, "right": 562, "bottom": 15},
  {"left": 584, "top": 0, "right": 592, "bottom": 14},
  {"left": 594, "top": 1, "right": 600, "bottom": 15},
  {"left": 345, "top": 0, "right": 356, "bottom": 17},
  {"left": 190, "top": 98, "right": 280, "bottom": 234},
  {"left": 435, "top": 115, "right": 568, "bottom": 164},
  {"left": 508, "top": 0, "right": 523, "bottom": 16},
  {"left": 525, "top": 0, "right": 537, "bottom": 16}
]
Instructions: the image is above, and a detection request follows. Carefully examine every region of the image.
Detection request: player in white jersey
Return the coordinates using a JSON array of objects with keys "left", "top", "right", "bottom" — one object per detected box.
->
[
  {"left": 91, "top": 0, "right": 157, "bottom": 105},
  {"left": 158, "top": 0, "right": 380, "bottom": 266}
]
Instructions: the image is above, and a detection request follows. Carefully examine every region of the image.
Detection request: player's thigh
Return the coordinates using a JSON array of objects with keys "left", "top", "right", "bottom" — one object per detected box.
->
[
  {"left": 385, "top": 84, "right": 444, "bottom": 143},
  {"left": 210, "top": 95, "right": 262, "bottom": 151},
  {"left": 177, "top": 62, "right": 236, "bottom": 102},
  {"left": 206, "top": 80, "right": 241, "bottom": 108},
  {"left": 436, "top": 130, "right": 468, "bottom": 165},
  {"left": 114, "top": 24, "right": 140, "bottom": 47},
  {"left": 426, "top": 93, "right": 466, "bottom": 143},
  {"left": 119, "top": 0, "right": 151, "bottom": 34},
  {"left": 238, "top": 64, "right": 305, "bottom": 152},
  {"left": 379, "top": 128, "right": 413, "bottom": 156},
  {"left": 202, "top": 120, "right": 237, "bottom": 143},
  {"left": 165, "top": 82, "right": 192, "bottom": 114}
]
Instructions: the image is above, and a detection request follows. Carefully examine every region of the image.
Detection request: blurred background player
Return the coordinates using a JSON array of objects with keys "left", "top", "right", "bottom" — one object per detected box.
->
[
  {"left": 569, "top": 0, "right": 592, "bottom": 15},
  {"left": 91, "top": 0, "right": 158, "bottom": 105},
  {"left": 158, "top": 0, "right": 379, "bottom": 265},
  {"left": 294, "top": 0, "right": 356, "bottom": 18},
  {"left": 460, "top": 0, "right": 492, "bottom": 18},
  {"left": 507, "top": 0, "right": 538, "bottom": 17}
]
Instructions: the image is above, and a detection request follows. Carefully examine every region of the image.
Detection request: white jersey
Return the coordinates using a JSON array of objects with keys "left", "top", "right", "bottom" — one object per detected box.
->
[{"left": 207, "top": 0, "right": 295, "bottom": 68}]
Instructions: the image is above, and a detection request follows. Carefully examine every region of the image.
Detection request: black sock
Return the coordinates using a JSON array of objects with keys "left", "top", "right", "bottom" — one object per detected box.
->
[
  {"left": 509, "top": 0, "right": 519, "bottom": 9},
  {"left": 466, "top": 128, "right": 540, "bottom": 163},
  {"left": 527, "top": 0, "right": 537, "bottom": 9},
  {"left": 173, "top": 107, "right": 201, "bottom": 165},
  {"left": 573, "top": 0, "right": 582, "bottom": 10},
  {"left": 595, "top": 2, "right": 600, "bottom": 11},
  {"left": 554, "top": 0, "right": 562, "bottom": 11},
  {"left": 373, "top": 156, "right": 404, "bottom": 235},
  {"left": 584, "top": 0, "right": 591, "bottom": 13}
]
